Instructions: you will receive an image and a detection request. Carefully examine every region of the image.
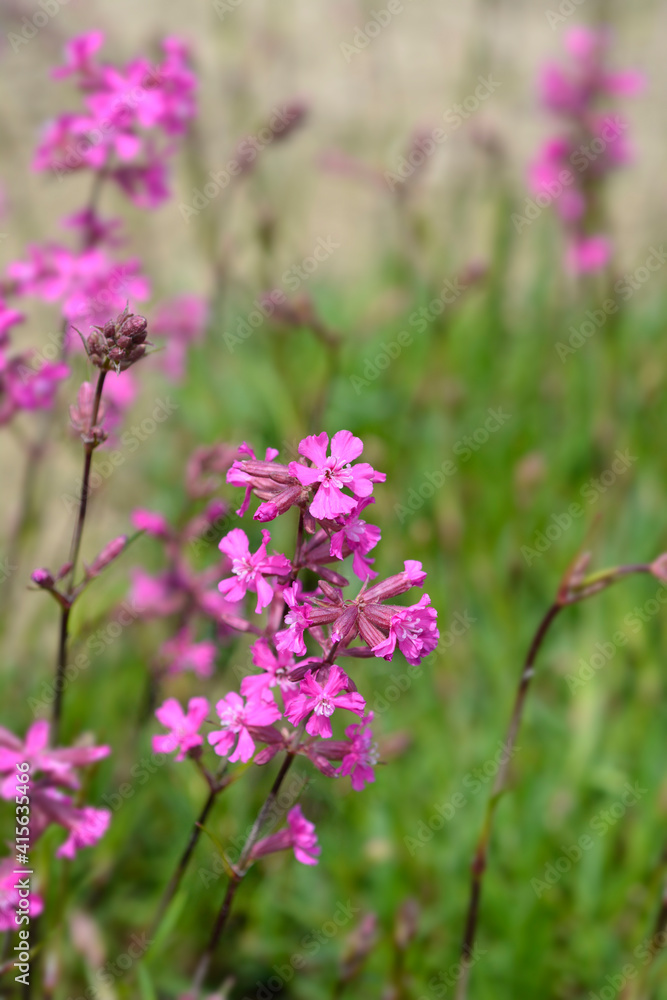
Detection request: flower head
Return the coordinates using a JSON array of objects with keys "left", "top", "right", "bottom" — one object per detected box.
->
[
  {"left": 152, "top": 697, "right": 210, "bottom": 761},
  {"left": 285, "top": 665, "right": 366, "bottom": 738},
  {"left": 240, "top": 638, "right": 297, "bottom": 702},
  {"left": 329, "top": 497, "right": 381, "bottom": 580},
  {"left": 208, "top": 692, "right": 281, "bottom": 763},
  {"left": 372, "top": 594, "right": 439, "bottom": 666},
  {"left": 289, "top": 430, "right": 385, "bottom": 520},
  {"left": 250, "top": 805, "right": 321, "bottom": 866},
  {"left": 336, "top": 714, "right": 378, "bottom": 791},
  {"left": 85, "top": 307, "right": 149, "bottom": 373},
  {"left": 218, "top": 528, "right": 291, "bottom": 613}
]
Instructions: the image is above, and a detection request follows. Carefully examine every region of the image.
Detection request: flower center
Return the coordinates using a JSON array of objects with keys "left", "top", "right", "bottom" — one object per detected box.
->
[
  {"left": 315, "top": 696, "right": 335, "bottom": 717},
  {"left": 394, "top": 614, "right": 422, "bottom": 642}
]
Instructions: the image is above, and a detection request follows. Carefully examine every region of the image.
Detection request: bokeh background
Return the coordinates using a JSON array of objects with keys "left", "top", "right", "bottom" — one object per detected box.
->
[{"left": 2, "top": 0, "right": 667, "bottom": 997}]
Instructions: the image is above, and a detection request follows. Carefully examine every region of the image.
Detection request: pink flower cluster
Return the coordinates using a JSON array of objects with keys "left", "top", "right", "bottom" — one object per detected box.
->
[
  {"left": 35, "top": 32, "right": 196, "bottom": 207},
  {"left": 0, "top": 720, "right": 110, "bottom": 864},
  {"left": 0, "top": 31, "right": 204, "bottom": 435},
  {"left": 152, "top": 430, "right": 439, "bottom": 867},
  {"left": 529, "top": 26, "right": 644, "bottom": 273}
]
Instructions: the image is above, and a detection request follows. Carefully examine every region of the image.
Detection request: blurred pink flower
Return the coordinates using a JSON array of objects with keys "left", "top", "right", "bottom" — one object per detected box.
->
[
  {"left": 329, "top": 497, "right": 381, "bottom": 580},
  {"left": 566, "top": 234, "right": 611, "bottom": 274},
  {"left": 151, "top": 294, "right": 209, "bottom": 380},
  {"left": 208, "top": 692, "right": 281, "bottom": 763},
  {"left": 336, "top": 714, "right": 377, "bottom": 791},
  {"left": 160, "top": 628, "right": 217, "bottom": 678},
  {"left": 240, "top": 638, "right": 297, "bottom": 701},
  {"left": 251, "top": 805, "right": 321, "bottom": 866},
  {"left": 0, "top": 860, "right": 43, "bottom": 931},
  {"left": 153, "top": 697, "right": 210, "bottom": 760},
  {"left": 275, "top": 581, "right": 313, "bottom": 655},
  {"left": 218, "top": 528, "right": 291, "bottom": 613}
]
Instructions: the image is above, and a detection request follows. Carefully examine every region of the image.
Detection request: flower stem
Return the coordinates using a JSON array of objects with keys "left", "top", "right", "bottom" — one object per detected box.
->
[
  {"left": 149, "top": 778, "right": 220, "bottom": 941},
  {"left": 455, "top": 602, "right": 562, "bottom": 1000},
  {"left": 67, "top": 370, "right": 107, "bottom": 584},
  {"left": 52, "top": 369, "right": 107, "bottom": 744},
  {"left": 191, "top": 729, "right": 303, "bottom": 993}
]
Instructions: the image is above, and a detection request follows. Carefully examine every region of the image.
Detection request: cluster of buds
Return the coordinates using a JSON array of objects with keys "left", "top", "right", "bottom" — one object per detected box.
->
[{"left": 84, "top": 308, "right": 149, "bottom": 373}]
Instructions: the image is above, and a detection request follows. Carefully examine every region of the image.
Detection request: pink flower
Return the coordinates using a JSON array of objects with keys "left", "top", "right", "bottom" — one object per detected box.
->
[
  {"left": 0, "top": 860, "right": 43, "bottom": 931},
  {"left": 225, "top": 443, "right": 293, "bottom": 519},
  {"left": 0, "top": 720, "right": 109, "bottom": 798},
  {"left": 275, "top": 581, "right": 313, "bottom": 655},
  {"left": 151, "top": 294, "right": 209, "bottom": 380},
  {"left": 329, "top": 498, "right": 381, "bottom": 580},
  {"left": 275, "top": 561, "right": 429, "bottom": 656},
  {"left": 251, "top": 805, "right": 321, "bottom": 866},
  {"left": 131, "top": 508, "right": 172, "bottom": 539},
  {"left": 152, "top": 697, "right": 210, "bottom": 761},
  {"left": 289, "top": 430, "right": 385, "bottom": 520},
  {"left": 240, "top": 638, "right": 297, "bottom": 701},
  {"left": 336, "top": 714, "right": 378, "bottom": 791},
  {"left": 218, "top": 528, "right": 291, "bottom": 613},
  {"left": 0, "top": 724, "right": 110, "bottom": 857},
  {"left": 285, "top": 665, "right": 366, "bottom": 738},
  {"left": 566, "top": 234, "right": 611, "bottom": 274},
  {"left": 52, "top": 31, "right": 105, "bottom": 82},
  {"left": 372, "top": 594, "right": 439, "bottom": 666},
  {"left": 530, "top": 28, "right": 642, "bottom": 275},
  {"left": 101, "top": 371, "right": 137, "bottom": 431},
  {"left": 6, "top": 360, "right": 69, "bottom": 412},
  {"left": 0, "top": 299, "right": 24, "bottom": 342},
  {"left": 160, "top": 629, "right": 217, "bottom": 678},
  {"left": 208, "top": 692, "right": 281, "bottom": 763},
  {"left": 54, "top": 802, "right": 111, "bottom": 860}
]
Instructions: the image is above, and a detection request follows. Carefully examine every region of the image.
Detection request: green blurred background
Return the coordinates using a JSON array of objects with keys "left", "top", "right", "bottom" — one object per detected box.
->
[{"left": 2, "top": 0, "right": 667, "bottom": 997}]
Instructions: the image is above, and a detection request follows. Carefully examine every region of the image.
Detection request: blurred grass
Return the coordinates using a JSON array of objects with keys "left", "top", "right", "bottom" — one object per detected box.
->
[{"left": 1, "top": 2, "right": 667, "bottom": 998}]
